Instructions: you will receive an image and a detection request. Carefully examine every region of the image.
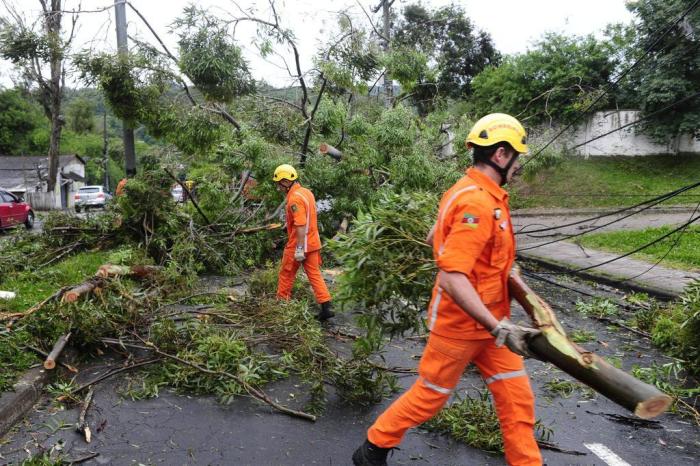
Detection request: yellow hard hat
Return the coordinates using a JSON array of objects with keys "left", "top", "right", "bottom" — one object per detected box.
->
[
  {"left": 272, "top": 164, "right": 298, "bottom": 182},
  {"left": 466, "top": 113, "right": 529, "bottom": 154}
]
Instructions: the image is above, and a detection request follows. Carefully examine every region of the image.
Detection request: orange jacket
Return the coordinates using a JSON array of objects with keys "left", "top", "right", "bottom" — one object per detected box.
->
[
  {"left": 115, "top": 178, "right": 127, "bottom": 196},
  {"left": 427, "top": 167, "right": 515, "bottom": 340},
  {"left": 285, "top": 183, "right": 321, "bottom": 252}
]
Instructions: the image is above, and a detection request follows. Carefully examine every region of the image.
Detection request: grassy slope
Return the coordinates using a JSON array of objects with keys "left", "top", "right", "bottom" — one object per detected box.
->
[
  {"left": 510, "top": 155, "right": 700, "bottom": 209},
  {"left": 575, "top": 225, "right": 700, "bottom": 271}
]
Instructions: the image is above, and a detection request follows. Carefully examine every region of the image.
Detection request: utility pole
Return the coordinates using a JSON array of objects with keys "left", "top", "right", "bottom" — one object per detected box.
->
[
  {"left": 102, "top": 112, "right": 110, "bottom": 191},
  {"left": 114, "top": 0, "right": 136, "bottom": 177},
  {"left": 373, "top": 0, "right": 394, "bottom": 108}
]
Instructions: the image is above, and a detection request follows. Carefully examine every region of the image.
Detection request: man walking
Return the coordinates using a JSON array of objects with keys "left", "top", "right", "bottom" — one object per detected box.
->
[
  {"left": 273, "top": 164, "right": 334, "bottom": 321},
  {"left": 352, "top": 114, "right": 542, "bottom": 465}
]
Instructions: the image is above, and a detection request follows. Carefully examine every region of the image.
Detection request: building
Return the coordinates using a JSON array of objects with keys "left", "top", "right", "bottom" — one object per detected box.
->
[{"left": 0, "top": 154, "right": 86, "bottom": 209}]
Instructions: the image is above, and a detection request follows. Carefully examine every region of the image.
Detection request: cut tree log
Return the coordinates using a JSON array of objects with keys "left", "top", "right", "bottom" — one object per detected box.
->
[
  {"left": 62, "top": 279, "right": 102, "bottom": 303},
  {"left": 319, "top": 143, "right": 342, "bottom": 161},
  {"left": 95, "top": 264, "right": 162, "bottom": 279},
  {"left": 508, "top": 269, "right": 672, "bottom": 419},
  {"left": 44, "top": 332, "right": 72, "bottom": 370}
]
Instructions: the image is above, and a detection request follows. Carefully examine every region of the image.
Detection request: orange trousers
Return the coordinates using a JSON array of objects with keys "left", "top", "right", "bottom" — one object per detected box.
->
[
  {"left": 276, "top": 248, "right": 331, "bottom": 304},
  {"left": 368, "top": 333, "right": 542, "bottom": 466}
]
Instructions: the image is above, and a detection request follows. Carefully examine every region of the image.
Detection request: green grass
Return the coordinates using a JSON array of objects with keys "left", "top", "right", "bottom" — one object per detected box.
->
[
  {"left": 575, "top": 225, "right": 700, "bottom": 271},
  {"left": 0, "top": 250, "right": 111, "bottom": 391},
  {"left": 511, "top": 155, "right": 700, "bottom": 209},
  {"left": 0, "top": 250, "right": 111, "bottom": 313}
]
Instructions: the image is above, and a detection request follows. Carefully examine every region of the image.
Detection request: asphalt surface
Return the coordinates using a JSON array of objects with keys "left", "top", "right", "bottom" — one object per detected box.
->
[{"left": 1, "top": 274, "right": 699, "bottom": 466}]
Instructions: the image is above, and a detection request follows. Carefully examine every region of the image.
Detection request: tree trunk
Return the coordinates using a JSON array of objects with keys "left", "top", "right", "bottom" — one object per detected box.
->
[
  {"left": 508, "top": 268, "right": 672, "bottom": 419},
  {"left": 45, "top": 0, "right": 64, "bottom": 194},
  {"left": 319, "top": 143, "right": 342, "bottom": 161}
]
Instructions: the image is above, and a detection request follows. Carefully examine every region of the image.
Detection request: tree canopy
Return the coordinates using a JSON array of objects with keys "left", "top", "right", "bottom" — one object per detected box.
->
[{"left": 469, "top": 33, "right": 617, "bottom": 127}]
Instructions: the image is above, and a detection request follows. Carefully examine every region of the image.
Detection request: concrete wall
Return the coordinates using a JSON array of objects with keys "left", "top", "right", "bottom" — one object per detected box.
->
[{"left": 571, "top": 110, "right": 700, "bottom": 156}]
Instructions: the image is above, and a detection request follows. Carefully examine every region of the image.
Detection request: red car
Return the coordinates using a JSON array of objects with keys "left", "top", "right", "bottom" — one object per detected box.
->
[{"left": 0, "top": 189, "right": 34, "bottom": 229}]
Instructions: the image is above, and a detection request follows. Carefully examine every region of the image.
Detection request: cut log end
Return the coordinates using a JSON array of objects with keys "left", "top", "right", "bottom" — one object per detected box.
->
[
  {"left": 635, "top": 395, "right": 673, "bottom": 419},
  {"left": 44, "top": 359, "right": 56, "bottom": 370}
]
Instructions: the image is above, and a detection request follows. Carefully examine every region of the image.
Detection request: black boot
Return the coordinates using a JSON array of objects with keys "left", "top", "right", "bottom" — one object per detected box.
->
[
  {"left": 317, "top": 301, "right": 335, "bottom": 322},
  {"left": 352, "top": 439, "right": 391, "bottom": 466}
]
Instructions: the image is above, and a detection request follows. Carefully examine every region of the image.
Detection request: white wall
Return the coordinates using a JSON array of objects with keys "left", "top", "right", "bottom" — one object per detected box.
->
[{"left": 571, "top": 110, "right": 700, "bottom": 156}]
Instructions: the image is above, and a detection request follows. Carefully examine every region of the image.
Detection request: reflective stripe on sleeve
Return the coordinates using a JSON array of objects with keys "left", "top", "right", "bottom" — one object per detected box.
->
[
  {"left": 436, "top": 185, "right": 478, "bottom": 257},
  {"left": 293, "top": 192, "right": 311, "bottom": 252},
  {"left": 428, "top": 287, "right": 443, "bottom": 331},
  {"left": 483, "top": 370, "right": 527, "bottom": 385}
]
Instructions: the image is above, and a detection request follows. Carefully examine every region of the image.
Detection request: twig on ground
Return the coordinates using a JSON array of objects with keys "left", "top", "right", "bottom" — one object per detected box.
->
[
  {"left": 76, "top": 387, "right": 95, "bottom": 443},
  {"left": 129, "top": 333, "right": 317, "bottom": 422},
  {"left": 71, "top": 358, "right": 162, "bottom": 395}
]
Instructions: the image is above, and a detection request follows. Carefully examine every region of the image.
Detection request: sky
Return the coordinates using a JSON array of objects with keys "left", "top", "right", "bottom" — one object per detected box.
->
[{"left": 0, "top": 0, "right": 636, "bottom": 88}]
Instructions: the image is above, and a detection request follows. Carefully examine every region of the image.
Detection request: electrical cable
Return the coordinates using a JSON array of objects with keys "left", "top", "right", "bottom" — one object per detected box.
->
[
  {"left": 517, "top": 0, "right": 700, "bottom": 170},
  {"left": 517, "top": 183, "right": 700, "bottom": 251},
  {"left": 571, "top": 90, "right": 700, "bottom": 151},
  {"left": 537, "top": 212, "right": 700, "bottom": 275},
  {"left": 616, "top": 200, "right": 700, "bottom": 282},
  {"left": 515, "top": 180, "right": 700, "bottom": 235}
]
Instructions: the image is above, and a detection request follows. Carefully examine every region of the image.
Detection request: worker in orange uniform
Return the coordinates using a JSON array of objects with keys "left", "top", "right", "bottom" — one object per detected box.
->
[
  {"left": 115, "top": 178, "right": 128, "bottom": 197},
  {"left": 273, "top": 164, "right": 334, "bottom": 321},
  {"left": 353, "top": 114, "right": 542, "bottom": 466}
]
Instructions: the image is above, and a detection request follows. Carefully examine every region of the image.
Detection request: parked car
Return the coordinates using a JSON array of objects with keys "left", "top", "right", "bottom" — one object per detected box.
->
[
  {"left": 74, "top": 186, "right": 112, "bottom": 212},
  {"left": 0, "top": 189, "right": 34, "bottom": 229},
  {"left": 171, "top": 184, "right": 185, "bottom": 203}
]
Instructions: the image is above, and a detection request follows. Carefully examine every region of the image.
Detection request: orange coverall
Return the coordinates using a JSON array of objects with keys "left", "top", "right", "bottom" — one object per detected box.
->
[
  {"left": 276, "top": 183, "right": 331, "bottom": 304},
  {"left": 367, "top": 167, "right": 541, "bottom": 466}
]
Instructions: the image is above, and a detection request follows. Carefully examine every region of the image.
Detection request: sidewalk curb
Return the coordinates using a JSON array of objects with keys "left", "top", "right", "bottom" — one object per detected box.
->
[
  {"left": 517, "top": 252, "right": 680, "bottom": 300},
  {"left": 0, "top": 367, "right": 52, "bottom": 438}
]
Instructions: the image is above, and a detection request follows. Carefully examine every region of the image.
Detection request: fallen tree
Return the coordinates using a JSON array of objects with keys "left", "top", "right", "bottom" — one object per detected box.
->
[{"left": 509, "top": 269, "right": 672, "bottom": 419}]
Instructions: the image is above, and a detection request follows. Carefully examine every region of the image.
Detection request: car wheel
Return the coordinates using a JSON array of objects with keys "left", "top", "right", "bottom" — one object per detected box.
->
[{"left": 25, "top": 210, "right": 34, "bottom": 229}]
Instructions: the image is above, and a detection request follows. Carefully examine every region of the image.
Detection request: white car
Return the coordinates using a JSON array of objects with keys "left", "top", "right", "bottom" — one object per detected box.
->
[
  {"left": 74, "top": 185, "right": 112, "bottom": 212},
  {"left": 171, "top": 185, "right": 185, "bottom": 203}
]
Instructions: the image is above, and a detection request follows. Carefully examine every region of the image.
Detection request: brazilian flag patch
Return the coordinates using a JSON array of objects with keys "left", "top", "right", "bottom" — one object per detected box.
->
[
  {"left": 462, "top": 213, "right": 480, "bottom": 229},
  {"left": 291, "top": 204, "right": 298, "bottom": 213}
]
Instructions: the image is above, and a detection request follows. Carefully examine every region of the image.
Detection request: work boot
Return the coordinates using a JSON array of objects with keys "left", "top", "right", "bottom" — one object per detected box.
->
[
  {"left": 352, "top": 439, "right": 391, "bottom": 466},
  {"left": 317, "top": 301, "right": 335, "bottom": 322}
]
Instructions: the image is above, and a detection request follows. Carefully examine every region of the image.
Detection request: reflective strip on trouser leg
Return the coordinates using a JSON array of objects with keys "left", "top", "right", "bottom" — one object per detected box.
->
[
  {"left": 276, "top": 249, "right": 301, "bottom": 300},
  {"left": 475, "top": 343, "right": 541, "bottom": 466},
  {"left": 367, "top": 334, "right": 484, "bottom": 448},
  {"left": 419, "top": 377, "right": 452, "bottom": 395},
  {"left": 302, "top": 250, "right": 331, "bottom": 304},
  {"left": 484, "top": 370, "right": 527, "bottom": 385}
]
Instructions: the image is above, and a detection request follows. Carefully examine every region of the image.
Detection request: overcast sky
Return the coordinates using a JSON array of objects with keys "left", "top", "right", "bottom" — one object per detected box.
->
[{"left": 0, "top": 0, "right": 635, "bottom": 88}]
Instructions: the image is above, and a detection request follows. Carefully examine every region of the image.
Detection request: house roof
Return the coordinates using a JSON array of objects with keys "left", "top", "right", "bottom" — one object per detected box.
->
[{"left": 0, "top": 154, "right": 86, "bottom": 192}]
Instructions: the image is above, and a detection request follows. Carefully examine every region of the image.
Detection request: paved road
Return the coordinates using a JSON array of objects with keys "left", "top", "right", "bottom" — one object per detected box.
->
[{"left": 2, "top": 277, "right": 699, "bottom": 465}]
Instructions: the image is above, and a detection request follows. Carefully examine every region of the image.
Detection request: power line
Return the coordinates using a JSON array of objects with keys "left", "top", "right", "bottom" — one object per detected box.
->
[
  {"left": 515, "top": 180, "right": 700, "bottom": 235},
  {"left": 518, "top": 0, "right": 700, "bottom": 170},
  {"left": 538, "top": 212, "right": 700, "bottom": 275},
  {"left": 572, "top": 90, "right": 700, "bottom": 151},
  {"left": 516, "top": 181, "right": 700, "bottom": 251},
  {"left": 615, "top": 200, "right": 700, "bottom": 282}
]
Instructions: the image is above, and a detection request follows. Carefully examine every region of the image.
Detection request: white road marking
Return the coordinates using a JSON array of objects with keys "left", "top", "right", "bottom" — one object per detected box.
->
[{"left": 584, "top": 443, "right": 632, "bottom": 466}]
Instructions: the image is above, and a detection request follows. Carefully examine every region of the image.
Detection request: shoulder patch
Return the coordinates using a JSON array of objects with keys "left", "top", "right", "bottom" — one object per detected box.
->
[
  {"left": 462, "top": 213, "right": 480, "bottom": 229},
  {"left": 291, "top": 204, "right": 298, "bottom": 213}
]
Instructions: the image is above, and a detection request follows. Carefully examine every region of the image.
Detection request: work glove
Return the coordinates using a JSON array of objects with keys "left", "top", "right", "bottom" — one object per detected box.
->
[
  {"left": 294, "top": 246, "right": 306, "bottom": 262},
  {"left": 490, "top": 318, "right": 541, "bottom": 358}
]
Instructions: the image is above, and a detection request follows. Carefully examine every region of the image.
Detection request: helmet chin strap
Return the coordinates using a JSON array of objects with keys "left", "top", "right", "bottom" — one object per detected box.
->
[{"left": 483, "top": 155, "right": 518, "bottom": 186}]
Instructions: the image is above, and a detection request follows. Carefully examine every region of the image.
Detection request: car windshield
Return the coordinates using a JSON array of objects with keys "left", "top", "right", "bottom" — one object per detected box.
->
[{"left": 79, "top": 187, "right": 100, "bottom": 193}]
